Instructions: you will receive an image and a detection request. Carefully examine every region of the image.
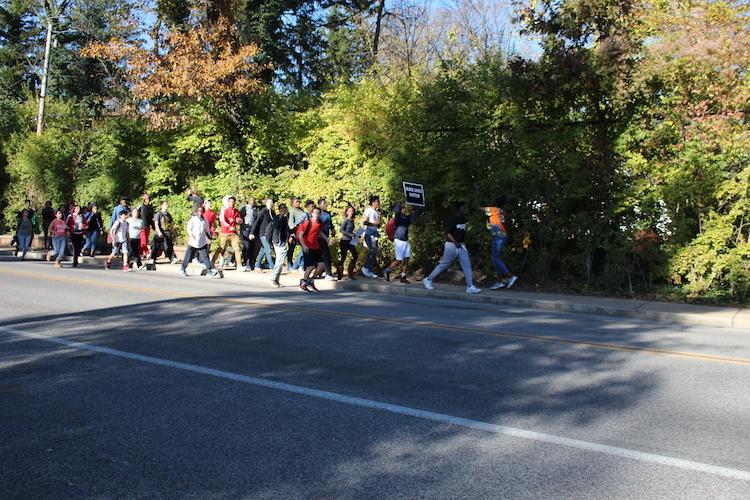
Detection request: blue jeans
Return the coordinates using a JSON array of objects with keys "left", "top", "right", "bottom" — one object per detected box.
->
[
  {"left": 364, "top": 232, "right": 378, "bottom": 270},
  {"left": 17, "top": 235, "right": 31, "bottom": 252},
  {"left": 84, "top": 230, "right": 98, "bottom": 252},
  {"left": 255, "top": 235, "right": 274, "bottom": 269},
  {"left": 491, "top": 236, "right": 511, "bottom": 277},
  {"left": 52, "top": 236, "right": 66, "bottom": 260}
]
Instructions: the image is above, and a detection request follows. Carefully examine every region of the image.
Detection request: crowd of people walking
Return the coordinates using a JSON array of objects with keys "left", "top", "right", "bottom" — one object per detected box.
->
[{"left": 8, "top": 191, "right": 518, "bottom": 293}]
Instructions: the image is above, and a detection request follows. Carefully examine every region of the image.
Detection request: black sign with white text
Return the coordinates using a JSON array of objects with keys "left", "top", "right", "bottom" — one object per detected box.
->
[{"left": 402, "top": 182, "right": 426, "bottom": 207}]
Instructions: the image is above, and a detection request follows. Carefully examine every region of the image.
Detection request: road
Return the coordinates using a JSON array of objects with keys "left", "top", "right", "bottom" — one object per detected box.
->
[{"left": 1, "top": 255, "right": 749, "bottom": 498}]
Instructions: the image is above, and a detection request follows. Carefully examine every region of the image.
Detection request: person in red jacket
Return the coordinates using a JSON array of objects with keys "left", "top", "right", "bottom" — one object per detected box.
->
[
  {"left": 297, "top": 207, "right": 328, "bottom": 292},
  {"left": 211, "top": 195, "right": 243, "bottom": 269}
]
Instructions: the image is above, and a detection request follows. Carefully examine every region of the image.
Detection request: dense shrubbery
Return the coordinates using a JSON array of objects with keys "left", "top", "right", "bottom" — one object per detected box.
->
[{"left": 1, "top": 0, "right": 747, "bottom": 302}]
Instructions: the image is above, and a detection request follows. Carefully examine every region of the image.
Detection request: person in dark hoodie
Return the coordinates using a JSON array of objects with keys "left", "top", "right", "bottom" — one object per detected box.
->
[
  {"left": 251, "top": 198, "right": 275, "bottom": 271},
  {"left": 383, "top": 202, "right": 421, "bottom": 283},
  {"left": 269, "top": 203, "right": 290, "bottom": 287}
]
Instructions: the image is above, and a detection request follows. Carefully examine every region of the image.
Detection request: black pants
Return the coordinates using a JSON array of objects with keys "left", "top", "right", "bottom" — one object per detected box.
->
[
  {"left": 241, "top": 228, "right": 259, "bottom": 268},
  {"left": 321, "top": 241, "right": 333, "bottom": 275},
  {"left": 150, "top": 233, "right": 175, "bottom": 261},
  {"left": 288, "top": 237, "right": 298, "bottom": 267},
  {"left": 43, "top": 227, "right": 50, "bottom": 249},
  {"left": 181, "top": 245, "right": 213, "bottom": 272},
  {"left": 339, "top": 240, "right": 358, "bottom": 269},
  {"left": 128, "top": 238, "right": 142, "bottom": 268},
  {"left": 71, "top": 233, "right": 84, "bottom": 266}
]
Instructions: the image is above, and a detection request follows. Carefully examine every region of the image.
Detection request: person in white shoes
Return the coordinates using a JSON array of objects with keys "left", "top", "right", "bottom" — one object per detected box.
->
[
  {"left": 481, "top": 195, "right": 518, "bottom": 290},
  {"left": 361, "top": 195, "right": 381, "bottom": 278},
  {"left": 422, "top": 202, "right": 481, "bottom": 294},
  {"left": 180, "top": 206, "right": 220, "bottom": 278}
]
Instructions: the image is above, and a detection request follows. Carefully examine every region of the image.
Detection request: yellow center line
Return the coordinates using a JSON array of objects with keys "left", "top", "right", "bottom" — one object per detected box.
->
[{"left": 2, "top": 266, "right": 750, "bottom": 366}]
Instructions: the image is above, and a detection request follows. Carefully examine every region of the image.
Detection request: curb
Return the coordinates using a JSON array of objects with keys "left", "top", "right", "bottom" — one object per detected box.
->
[
  {"left": 333, "top": 281, "right": 749, "bottom": 330},
  {"left": 6, "top": 249, "right": 748, "bottom": 330}
]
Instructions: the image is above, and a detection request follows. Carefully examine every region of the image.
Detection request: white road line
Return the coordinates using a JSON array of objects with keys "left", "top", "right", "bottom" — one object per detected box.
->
[{"left": 3, "top": 325, "right": 750, "bottom": 482}]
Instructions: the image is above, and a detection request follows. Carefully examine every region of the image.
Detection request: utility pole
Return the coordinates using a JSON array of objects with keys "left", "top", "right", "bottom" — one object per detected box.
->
[{"left": 36, "top": 12, "right": 53, "bottom": 135}]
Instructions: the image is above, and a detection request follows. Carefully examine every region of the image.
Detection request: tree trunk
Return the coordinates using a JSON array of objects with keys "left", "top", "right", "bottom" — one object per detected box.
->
[
  {"left": 372, "top": 0, "right": 385, "bottom": 57},
  {"left": 36, "top": 15, "right": 53, "bottom": 135}
]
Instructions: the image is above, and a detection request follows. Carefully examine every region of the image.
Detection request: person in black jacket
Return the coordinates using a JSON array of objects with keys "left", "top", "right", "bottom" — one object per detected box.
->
[
  {"left": 269, "top": 203, "right": 290, "bottom": 287},
  {"left": 240, "top": 197, "right": 258, "bottom": 270},
  {"left": 83, "top": 204, "right": 104, "bottom": 256},
  {"left": 137, "top": 193, "right": 154, "bottom": 258},
  {"left": 251, "top": 198, "right": 275, "bottom": 271}
]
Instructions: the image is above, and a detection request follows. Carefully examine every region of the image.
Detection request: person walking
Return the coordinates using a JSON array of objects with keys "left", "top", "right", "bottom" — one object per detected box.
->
[
  {"left": 66, "top": 204, "right": 85, "bottom": 267},
  {"left": 212, "top": 196, "right": 243, "bottom": 269},
  {"left": 83, "top": 203, "right": 104, "bottom": 256},
  {"left": 337, "top": 206, "right": 359, "bottom": 280},
  {"left": 137, "top": 193, "right": 154, "bottom": 258},
  {"left": 186, "top": 189, "right": 204, "bottom": 212},
  {"left": 287, "top": 197, "right": 307, "bottom": 271},
  {"left": 251, "top": 198, "right": 275, "bottom": 271},
  {"left": 126, "top": 208, "right": 145, "bottom": 270},
  {"left": 41, "top": 201, "right": 55, "bottom": 249},
  {"left": 180, "top": 206, "right": 220, "bottom": 278},
  {"left": 150, "top": 201, "right": 178, "bottom": 264},
  {"left": 383, "top": 203, "right": 421, "bottom": 283},
  {"left": 16, "top": 210, "right": 33, "bottom": 260},
  {"left": 110, "top": 196, "right": 129, "bottom": 227},
  {"left": 105, "top": 210, "right": 130, "bottom": 271},
  {"left": 361, "top": 195, "right": 381, "bottom": 278},
  {"left": 318, "top": 198, "right": 336, "bottom": 280},
  {"left": 297, "top": 207, "right": 327, "bottom": 292},
  {"left": 48, "top": 210, "right": 68, "bottom": 268},
  {"left": 292, "top": 200, "right": 315, "bottom": 274},
  {"left": 481, "top": 196, "right": 518, "bottom": 290},
  {"left": 269, "top": 203, "right": 290, "bottom": 287},
  {"left": 422, "top": 202, "right": 481, "bottom": 294},
  {"left": 240, "top": 196, "right": 258, "bottom": 270}
]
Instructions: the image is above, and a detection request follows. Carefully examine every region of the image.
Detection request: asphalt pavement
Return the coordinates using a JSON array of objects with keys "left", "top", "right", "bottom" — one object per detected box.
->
[{"left": 1, "top": 255, "right": 749, "bottom": 498}]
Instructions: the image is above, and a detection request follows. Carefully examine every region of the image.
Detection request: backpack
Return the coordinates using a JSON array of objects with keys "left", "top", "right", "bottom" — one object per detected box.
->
[{"left": 385, "top": 217, "right": 396, "bottom": 241}]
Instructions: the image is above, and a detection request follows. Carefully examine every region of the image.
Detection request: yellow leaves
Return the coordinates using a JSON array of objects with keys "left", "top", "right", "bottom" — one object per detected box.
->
[{"left": 82, "top": 18, "right": 267, "bottom": 114}]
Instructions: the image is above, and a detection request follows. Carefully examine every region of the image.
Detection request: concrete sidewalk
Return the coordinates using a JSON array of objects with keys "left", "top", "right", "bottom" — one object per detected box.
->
[{"left": 4, "top": 246, "right": 748, "bottom": 330}]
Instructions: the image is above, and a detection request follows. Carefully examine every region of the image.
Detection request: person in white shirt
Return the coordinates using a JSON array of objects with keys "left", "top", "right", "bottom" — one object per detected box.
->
[
  {"left": 105, "top": 210, "right": 130, "bottom": 271},
  {"left": 126, "top": 209, "right": 144, "bottom": 270},
  {"left": 180, "top": 206, "right": 220, "bottom": 278},
  {"left": 361, "top": 195, "right": 381, "bottom": 278}
]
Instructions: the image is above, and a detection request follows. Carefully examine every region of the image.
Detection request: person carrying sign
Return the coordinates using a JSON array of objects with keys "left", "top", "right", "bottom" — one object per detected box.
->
[{"left": 383, "top": 202, "right": 421, "bottom": 283}]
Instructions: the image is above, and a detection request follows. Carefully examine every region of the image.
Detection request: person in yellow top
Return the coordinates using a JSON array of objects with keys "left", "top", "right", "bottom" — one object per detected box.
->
[{"left": 481, "top": 195, "right": 517, "bottom": 290}]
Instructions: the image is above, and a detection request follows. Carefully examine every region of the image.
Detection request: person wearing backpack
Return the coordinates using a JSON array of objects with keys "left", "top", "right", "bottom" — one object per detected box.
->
[
  {"left": 482, "top": 195, "right": 518, "bottom": 290},
  {"left": 422, "top": 202, "right": 481, "bottom": 294},
  {"left": 383, "top": 202, "right": 421, "bottom": 283}
]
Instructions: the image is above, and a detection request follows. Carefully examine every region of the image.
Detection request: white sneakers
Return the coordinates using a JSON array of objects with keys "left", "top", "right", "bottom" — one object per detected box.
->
[
  {"left": 362, "top": 267, "right": 376, "bottom": 278},
  {"left": 490, "top": 281, "right": 506, "bottom": 290},
  {"left": 423, "top": 278, "right": 481, "bottom": 294},
  {"left": 507, "top": 275, "right": 518, "bottom": 289}
]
